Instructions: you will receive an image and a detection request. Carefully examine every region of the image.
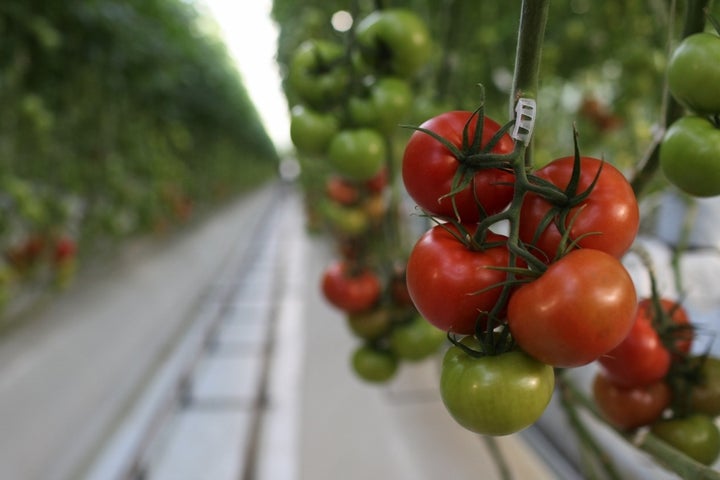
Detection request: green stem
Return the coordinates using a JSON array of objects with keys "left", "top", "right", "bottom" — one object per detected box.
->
[
  {"left": 509, "top": 0, "right": 550, "bottom": 166},
  {"left": 630, "top": 0, "right": 710, "bottom": 195},
  {"left": 482, "top": 436, "right": 514, "bottom": 480}
]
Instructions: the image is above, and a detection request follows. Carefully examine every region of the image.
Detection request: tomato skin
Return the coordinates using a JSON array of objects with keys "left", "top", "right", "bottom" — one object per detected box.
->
[
  {"left": 346, "top": 308, "right": 391, "bottom": 340},
  {"left": 508, "top": 249, "right": 637, "bottom": 368},
  {"left": 354, "top": 9, "right": 432, "bottom": 78},
  {"left": 289, "top": 105, "right": 339, "bottom": 154},
  {"left": 519, "top": 156, "right": 639, "bottom": 260},
  {"left": 651, "top": 415, "right": 720, "bottom": 466},
  {"left": 321, "top": 261, "right": 381, "bottom": 313},
  {"left": 288, "top": 39, "right": 349, "bottom": 108},
  {"left": 402, "top": 111, "right": 515, "bottom": 223},
  {"left": 325, "top": 175, "right": 360, "bottom": 206},
  {"left": 667, "top": 32, "right": 720, "bottom": 115},
  {"left": 405, "top": 224, "right": 510, "bottom": 334},
  {"left": 440, "top": 336, "right": 555, "bottom": 436},
  {"left": 592, "top": 372, "right": 671, "bottom": 430},
  {"left": 690, "top": 357, "right": 720, "bottom": 417},
  {"left": 351, "top": 346, "right": 398, "bottom": 383},
  {"left": 389, "top": 315, "right": 446, "bottom": 361},
  {"left": 598, "top": 302, "right": 671, "bottom": 388},
  {"left": 317, "top": 200, "right": 369, "bottom": 237},
  {"left": 660, "top": 116, "right": 720, "bottom": 197},
  {"left": 348, "top": 77, "right": 413, "bottom": 133},
  {"left": 328, "top": 129, "right": 386, "bottom": 181}
]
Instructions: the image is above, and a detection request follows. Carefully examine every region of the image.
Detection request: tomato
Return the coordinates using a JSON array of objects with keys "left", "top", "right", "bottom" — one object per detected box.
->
[
  {"left": 328, "top": 129, "right": 386, "bottom": 181},
  {"left": 346, "top": 308, "right": 391, "bottom": 340},
  {"left": 660, "top": 116, "right": 720, "bottom": 197},
  {"left": 53, "top": 235, "right": 77, "bottom": 264},
  {"left": 508, "top": 249, "right": 637, "bottom": 368},
  {"left": 667, "top": 32, "right": 720, "bottom": 115},
  {"left": 289, "top": 105, "right": 339, "bottom": 154},
  {"left": 389, "top": 267, "right": 413, "bottom": 307},
  {"left": 440, "top": 336, "right": 554, "bottom": 436},
  {"left": 651, "top": 415, "right": 720, "bottom": 466},
  {"left": 598, "top": 304, "right": 671, "bottom": 388},
  {"left": 354, "top": 9, "right": 432, "bottom": 78},
  {"left": 402, "top": 111, "right": 515, "bottom": 223},
  {"left": 364, "top": 167, "right": 388, "bottom": 193},
  {"left": 592, "top": 372, "right": 671, "bottom": 430},
  {"left": 405, "top": 224, "right": 510, "bottom": 334},
  {"left": 690, "top": 357, "right": 720, "bottom": 416},
  {"left": 519, "top": 156, "right": 639, "bottom": 260},
  {"left": 325, "top": 175, "right": 360, "bottom": 206},
  {"left": 351, "top": 345, "right": 398, "bottom": 383},
  {"left": 320, "top": 261, "right": 381, "bottom": 313},
  {"left": 389, "top": 315, "right": 446, "bottom": 361},
  {"left": 348, "top": 77, "right": 413, "bottom": 133},
  {"left": 317, "top": 199, "right": 369, "bottom": 237},
  {"left": 288, "top": 39, "right": 349, "bottom": 108}
]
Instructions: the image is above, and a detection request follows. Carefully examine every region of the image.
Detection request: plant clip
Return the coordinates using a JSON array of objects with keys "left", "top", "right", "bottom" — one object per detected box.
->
[{"left": 511, "top": 98, "right": 537, "bottom": 145}]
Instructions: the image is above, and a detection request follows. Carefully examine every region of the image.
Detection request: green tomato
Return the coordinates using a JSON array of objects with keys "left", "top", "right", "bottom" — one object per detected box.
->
[
  {"left": 288, "top": 39, "right": 349, "bottom": 109},
  {"left": 289, "top": 105, "right": 339, "bottom": 154},
  {"left": 351, "top": 345, "right": 398, "bottom": 383},
  {"left": 355, "top": 9, "right": 432, "bottom": 78},
  {"left": 317, "top": 199, "right": 369, "bottom": 236},
  {"left": 440, "top": 336, "right": 555, "bottom": 436},
  {"left": 327, "top": 129, "right": 386, "bottom": 181},
  {"left": 660, "top": 116, "right": 720, "bottom": 197},
  {"left": 690, "top": 356, "right": 720, "bottom": 416},
  {"left": 390, "top": 315, "right": 446, "bottom": 361},
  {"left": 349, "top": 77, "right": 413, "bottom": 133},
  {"left": 651, "top": 415, "right": 720, "bottom": 465},
  {"left": 347, "top": 308, "right": 391, "bottom": 340},
  {"left": 668, "top": 32, "right": 720, "bottom": 115}
]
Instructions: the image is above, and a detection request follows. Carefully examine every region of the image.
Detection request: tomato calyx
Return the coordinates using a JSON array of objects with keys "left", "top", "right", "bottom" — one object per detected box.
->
[{"left": 447, "top": 328, "right": 515, "bottom": 358}]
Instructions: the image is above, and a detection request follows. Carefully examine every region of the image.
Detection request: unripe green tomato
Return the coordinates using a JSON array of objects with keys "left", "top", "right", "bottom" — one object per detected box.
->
[
  {"left": 328, "top": 129, "right": 386, "bottom": 181},
  {"left": 690, "top": 356, "right": 720, "bottom": 416},
  {"left": 351, "top": 345, "right": 398, "bottom": 383},
  {"left": 289, "top": 105, "right": 339, "bottom": 154},
  {"left": 389, "top": 315, "right": 446, "bottom": 361},
  {"left": 660, "top": 116, "right": 720, "bottom": 197},
  {"left": 288, "top": 39, "right": 349, "bottom": 108},
  {"left": 355, "top": 9, "right": 432, "bottom": 78},
  {"left": 651, "top": 415, "right": 720, "bottom": 465},
  {"left": 349, "top": 77, "right": 413, "bottom": 133},
  {"left": 347, "top": 308, "right": 391, "bottom": 340},
  {"left": 668, "top": 32, "right": 720, "bottom": 115},
  {"left": 318, "top": 199, "right": 369, "bottom": 236}
]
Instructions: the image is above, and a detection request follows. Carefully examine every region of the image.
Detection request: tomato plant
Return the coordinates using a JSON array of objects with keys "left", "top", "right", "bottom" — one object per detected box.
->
[
  {"left": 351, "top": 345, "right": 399, "bottom": 383},
  {"left": 667, "top": 32, "right": 720, "bottom": 115},
  {"left": 508, "top": 249, "right": 637, "bottom": 368},
  {"left": 518, "top": 156, "right": 639, "bottom": 260},
  {"left": 402, "top": 110, "right": 515, "bottom": 223},
  {"left": 651, "top": 415, "right": 720, "bottom": 466},
  {"left": 320, "top": 261, "right": 381, "bottom": 313},
  {"left": 660, "top": 116, "right": 720, "bottom": 198},
  {"left": 440, "top": 336, "right": 554, "bottom": 436},
  {"left": 405, "top": 224, "right": 510, "bottom": 334},
  {"left": 592, "top": 371, "right": 672, "bottom": 430}
]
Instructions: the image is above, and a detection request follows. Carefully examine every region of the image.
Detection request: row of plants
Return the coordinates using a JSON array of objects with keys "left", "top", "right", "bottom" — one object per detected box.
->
[
  {"left": 0, "top": 0, "right": 279, "bottom": 322},
  {"left": 276, "top": 0, "right": 720, "bottom": 478}
]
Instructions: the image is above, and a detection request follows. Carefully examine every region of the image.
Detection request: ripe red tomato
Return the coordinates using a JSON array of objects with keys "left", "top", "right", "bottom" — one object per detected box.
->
[
  {"left": 519, "top": 156, "right": 639, "bottom": 260},
  {"left": 325, "top": 175, "right": 360, "bottom": 206},
  {"left": 598, "top": 301, "right": 672, "bottom": 388},
  {"left": 405, "top": 224, "right": 510, "bottom": 334},
  {"left": 402, "top": 111, "right": 515, "bottom": 223},
  {"left": 321, "top": 261, "right": 381, "bottom": 313},
  {"left": 508, "top": 249, "right": 637, "bottom": 368},
  {"left": 592, "top": 371, "right": 671, "bottom": 430}
]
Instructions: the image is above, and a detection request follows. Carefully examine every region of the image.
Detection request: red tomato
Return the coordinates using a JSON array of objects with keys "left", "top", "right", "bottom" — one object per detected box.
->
[
  {"left": 325, "top": 175, "right": 360, "bottom": 206},
  {"left": 402, "top": 111, "right": 514, "bottom": 222},
  {"left": 405, "top": 223, "right": 510, "bottom": 334},
  {"left": 364, "top": 166, "right": 389, "bottom": 193},
  {"left": 647, "top": 298, "right": 693, "bottom": 356},
  {"left": 508, "top": 249, "right": 637, "bottom": 368},
  {"left": 321, "top": 261, "right": 381, "bottom": 313},
  {"left": 598, "top": 306, "right": 671, "bottom": 388},
  {"left": 519, "top": 156, "right": 639, "bottom": 260},
  {"left": 593, "top": 372, "right": 672, "bottom": 430}
]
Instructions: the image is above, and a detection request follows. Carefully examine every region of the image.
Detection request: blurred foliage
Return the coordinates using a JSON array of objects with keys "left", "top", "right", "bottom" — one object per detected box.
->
[
  {"left": 272, "top": 0, "right": 720, "bottom": 173},
  {"left": 0, "top": 0, "right": 279, "bottom": 311}
]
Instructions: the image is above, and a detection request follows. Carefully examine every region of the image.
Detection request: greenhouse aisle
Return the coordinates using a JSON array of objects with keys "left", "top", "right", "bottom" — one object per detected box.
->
[{"left": 0, "top": 181, "right": 562, "bottom": 480}]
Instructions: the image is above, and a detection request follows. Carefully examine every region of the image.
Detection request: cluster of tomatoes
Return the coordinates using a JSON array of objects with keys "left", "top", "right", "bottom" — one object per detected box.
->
[
  {"left": 400, "top": 106, "right": 644, "bottom": 435},
  {"left": 288, "top": 8, "right": 449, "bottom": 383},
  {"left": 660, "top": 25, "right": 720, "bottom": 197}
]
